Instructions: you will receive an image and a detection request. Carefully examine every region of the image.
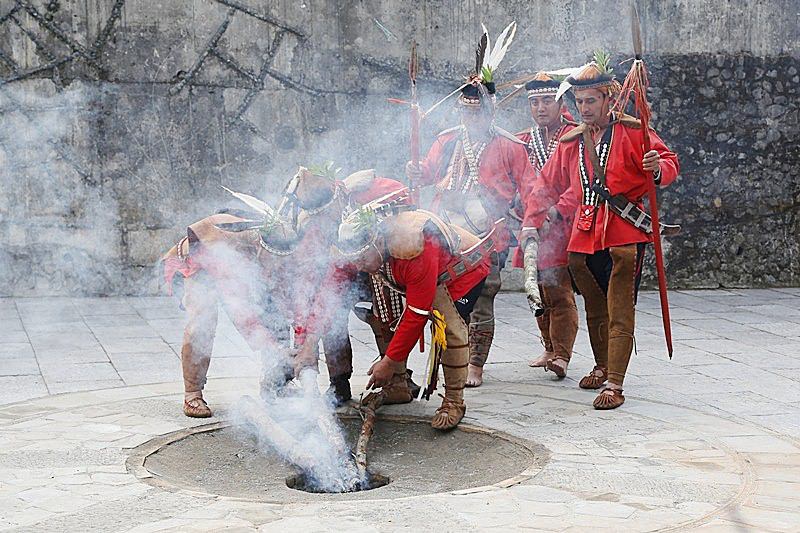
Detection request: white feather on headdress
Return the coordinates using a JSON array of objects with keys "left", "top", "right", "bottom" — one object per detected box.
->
[
  {"left": 554, "top": 81, "right": 571, "bottom": 101},
  {"left": 546, "top": 66, "right": 581, "bottom": 78},
  {"left": 221, "top": 186, "right": 275, "bottom": 217},
  {"left": 482, "top": 21, "right": 516, "bottom": 73},
  {"left": 555, "top": 62, "right": 593, "bottom": 101}
]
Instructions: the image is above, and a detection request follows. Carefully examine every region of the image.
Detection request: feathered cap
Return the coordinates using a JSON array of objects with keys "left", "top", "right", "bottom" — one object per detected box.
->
[
  {"left": 459, "top": 21, "right": 517, "bottom": 107},
  {"left": 218, "top": 186, "right": 301, "bottom": 256},
  {"left": 335, "top": 188, "right": 412, "bottom": 258},
  {"left": 556, "top": 50, "right": 620, "bottom": 100},
  {"left": 524, "top": 71, "right": 562, "bottom": 97},
  {"left": 218, "top": 163, "right": 343, "bottom": 256}
]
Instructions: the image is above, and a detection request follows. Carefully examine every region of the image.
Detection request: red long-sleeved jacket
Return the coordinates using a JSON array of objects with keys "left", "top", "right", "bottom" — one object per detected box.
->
[
  {"left": 418, "top": 129, "right": 536, "bottom": 253},
  {"left": 385, "top": 236, "right": 489, "bottom": 362},
  {"left": 522, "top": 120, "right": 679, "bottom": 254},
  {"left": 514, "top": 123, "right": 576, "bottom": 269}
]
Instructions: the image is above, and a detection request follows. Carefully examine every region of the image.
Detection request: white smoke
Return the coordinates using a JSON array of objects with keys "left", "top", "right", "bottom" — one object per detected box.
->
[
  {"left": 0, "top": 81, "right": 122, "bottom": 296},
  {"left": 233, "top": 370, "right": 362, "bottom": 493}
]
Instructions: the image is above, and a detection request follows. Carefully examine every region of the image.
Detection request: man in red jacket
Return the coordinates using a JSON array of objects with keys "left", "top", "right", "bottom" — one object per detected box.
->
[
  {"left": 336, "top": 206, "right": 492, "bottom": 429},
  {"left": 515, "top": 72, "right": 579, "bottom": 377},
  {"left": 406, "top": 46, "right": 536, "bottom": 388},
  {"left": 521, "top": 55, "right": 679, "bottom": 409}
]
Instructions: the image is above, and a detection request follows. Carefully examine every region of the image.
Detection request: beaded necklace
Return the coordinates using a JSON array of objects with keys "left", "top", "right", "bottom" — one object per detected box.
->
[
  {"left": 372, "top": 263, "right": 405, "bottom": 327},
  {"left": 578, "top": 125, "right": 613, "bottom": 207},
  {"left": 527, "top": 124, "right": 563, "bottom": 171},
  {"left": 448, "top": 124, "right": 490, "bottom": 193}
]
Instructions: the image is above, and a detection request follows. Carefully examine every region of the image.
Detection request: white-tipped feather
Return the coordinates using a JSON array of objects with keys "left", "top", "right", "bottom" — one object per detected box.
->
[
  {"left": 554, "top": 62, "right": 593, "bottom": 100},
  {"left": 483, "top": 21, "right": 516, "bottom": 70},
  {"left": 481, "top": 23, "right": 490, "bottom": 56},
  {"left": 555, "top": 80, "right": 572, "bottom": 101},
  {"left": 545, "top": 66, "right": 581, "bottom": 77},
  {"left": 221, "top": 186, "right": 274, "bottom": 216}
]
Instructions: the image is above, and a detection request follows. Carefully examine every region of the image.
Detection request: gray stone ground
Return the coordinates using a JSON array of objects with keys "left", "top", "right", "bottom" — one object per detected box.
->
[{"left": 1, "top": 289, "right": 800, "bottom": 531}]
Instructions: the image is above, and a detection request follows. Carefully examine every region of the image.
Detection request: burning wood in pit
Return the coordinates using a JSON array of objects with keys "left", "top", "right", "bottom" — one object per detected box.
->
[
  {"left": 353, "top": 390, "right": 386, "bottom": 484},
  {"left": 238, "top": 387, "right": 387, "bottom": 493}
]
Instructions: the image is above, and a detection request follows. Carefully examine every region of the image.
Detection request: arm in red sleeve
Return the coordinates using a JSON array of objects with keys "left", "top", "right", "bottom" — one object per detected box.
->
[
  {"left": 521, "top": 146, "right": 570, "bottom": 231},
  {"left": 417, "top": 135, "right": 450, "bottom": 187},
  {"left": 385, "top": 240, "right": 440, "bottom": 362},
  {"left": 555, "top": 180, "right": 579, "bottom": 221},
  {"left": 649, "top": 129, "right": 680, "bottom": 188}
]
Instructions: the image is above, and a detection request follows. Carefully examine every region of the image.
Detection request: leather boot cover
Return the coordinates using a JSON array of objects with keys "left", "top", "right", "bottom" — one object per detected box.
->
[
  {"left": 568, "top": 252, "right": 609, "bottom": 368},
  {"left": 431, "top": 286, "right": 468, "bottom": 429},
  {"left": 322, "top": 302, "right": 354, "bottom": 379},
  {"left": 535, "top": 281, "right": 554, "bottom": 352},
  {"left": 468, "top": 265, "right": 501, "bottom": 366},
  {"left": 381, "top": 359, "right": 413, "bottom": 405},
  {"left": 327, "top": 373, "right": 353, "bottom": 405},
  {"left": 607, "top": 245, "right": 638, "bottom": 387},
  {"left": 181, "top": 275, "right": 218, "bottom": 394},
  {"left": 540, "top": 266, "right": 579, "bottom": 363}
]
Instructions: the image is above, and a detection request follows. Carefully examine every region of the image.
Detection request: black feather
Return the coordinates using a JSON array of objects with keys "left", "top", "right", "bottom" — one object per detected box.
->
[{"left": 475, "top": 33, "right": 487, "bottom": 75}]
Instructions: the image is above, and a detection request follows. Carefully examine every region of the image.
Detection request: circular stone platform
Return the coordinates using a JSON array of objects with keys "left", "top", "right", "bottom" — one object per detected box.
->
[
  {"left": 133, "top": 415, "right": 546, "bottom": 502},
  {"left": 1, "top": 378, "right": 798, "bottom": 532}
]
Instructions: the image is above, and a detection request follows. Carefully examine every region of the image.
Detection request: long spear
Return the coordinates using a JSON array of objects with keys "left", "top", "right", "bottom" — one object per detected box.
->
[
  {"left": 409, "top": 40, "right": 420, "bottom": 187},
  {"left": 389, "top": 41, "right": 424, "bottom": 352},
  {"left": 615, "top": 2, "right": 673, "bottom": 358},
  {"left": 388, "top": 41, "right": 422, "bottom": 205}
]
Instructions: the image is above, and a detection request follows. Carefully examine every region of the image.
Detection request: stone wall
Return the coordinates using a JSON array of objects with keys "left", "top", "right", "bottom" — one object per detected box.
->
[{"left": 0, "top": 0, "right": 798, "bottom": 295}]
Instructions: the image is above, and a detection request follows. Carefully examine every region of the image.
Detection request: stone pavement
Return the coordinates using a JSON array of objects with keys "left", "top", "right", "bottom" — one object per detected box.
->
[{"left": 1, "top": 289, "right": 799, "bottom": 531}]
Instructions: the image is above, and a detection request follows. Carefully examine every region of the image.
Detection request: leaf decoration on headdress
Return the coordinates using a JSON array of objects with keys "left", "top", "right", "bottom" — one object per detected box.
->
[
  {"left": 593, "top": 49, "right": 613, "bottom": 75},
  {"left": 350, "top": 206, "right": 378, "bottom": 233},
  {"left": 258, "top": 211, "right": 283, "bottom": 238},
  {"left": 546, "top": 69, "right": 574, "bottom": 82},
  {"left": 307, "top": 160, "right": 342, "bottom": 180}
]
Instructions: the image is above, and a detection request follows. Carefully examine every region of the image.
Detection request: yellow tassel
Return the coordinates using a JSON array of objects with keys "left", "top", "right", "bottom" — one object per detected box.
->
[
  {"left": 430, "top": 310, "right": 447, "bottom": 352},
  {"left": 422, "top": 310, "right": 448, "bottom": 400}
]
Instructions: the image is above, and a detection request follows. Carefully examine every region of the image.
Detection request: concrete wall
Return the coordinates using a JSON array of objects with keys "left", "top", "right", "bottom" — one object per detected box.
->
[{"left": 0, "top": 0, "right": 798, "bottom": 295}]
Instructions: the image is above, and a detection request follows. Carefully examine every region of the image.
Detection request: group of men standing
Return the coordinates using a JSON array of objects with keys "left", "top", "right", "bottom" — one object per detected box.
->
[{"left": 164, "top": 30, "right": 679, "bottom": 428}]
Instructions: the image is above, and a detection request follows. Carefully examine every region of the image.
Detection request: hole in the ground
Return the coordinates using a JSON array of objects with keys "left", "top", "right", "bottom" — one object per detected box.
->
[{"left": 285, "top": 471, "right": 390, "bottom": 493}]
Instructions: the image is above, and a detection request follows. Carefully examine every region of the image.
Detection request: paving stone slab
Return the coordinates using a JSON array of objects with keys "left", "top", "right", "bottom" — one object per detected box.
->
[{"left": 0, "top": 291, "right": 798, "bottom": 530}]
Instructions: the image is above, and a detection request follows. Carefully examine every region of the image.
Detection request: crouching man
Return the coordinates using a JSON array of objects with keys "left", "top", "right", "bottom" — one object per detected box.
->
[{"left": 335, "top": 197, "right": 493, "bottom": 429}]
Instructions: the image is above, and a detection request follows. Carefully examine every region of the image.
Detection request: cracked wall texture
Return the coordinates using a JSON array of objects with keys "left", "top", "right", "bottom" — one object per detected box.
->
[{"left": 0, "top": 0, "right": 798, "bottom": 295}]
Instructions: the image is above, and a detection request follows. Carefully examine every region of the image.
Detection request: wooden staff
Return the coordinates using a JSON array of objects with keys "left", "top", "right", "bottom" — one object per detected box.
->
[{"left": 354, "top": 391, "right": 385, "bottom": 482}]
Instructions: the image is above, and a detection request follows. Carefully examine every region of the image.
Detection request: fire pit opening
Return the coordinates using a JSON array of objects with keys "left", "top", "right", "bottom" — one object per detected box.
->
[
  {"left": 132, "top": 415, "right": 547, "bottom": 502},
  {"left": 285, "top": 471, "right": 390, "bottom": 493}
]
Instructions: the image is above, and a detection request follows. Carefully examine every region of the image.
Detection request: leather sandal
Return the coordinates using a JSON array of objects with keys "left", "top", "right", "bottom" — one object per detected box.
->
[
  {"left": 381, "top": 372, "right": 414, "bottom": 405},
  {"left": 431, "top": 394, "right": 466, "bottom": 430},
  {"left": 545, "top": 357, "right": 569, "bottom": 379},
  {"left": 183, "top": 397, "right": 212, "bottom": 418},
  {"left": 593, "top": 388, "right": 625, "bottom": 410},
  {"left": 579, "top": 366, "right": 608, "bottom": 390},
  {"left": 529, "top": 351, "right": 554, "bottom": 368}
]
